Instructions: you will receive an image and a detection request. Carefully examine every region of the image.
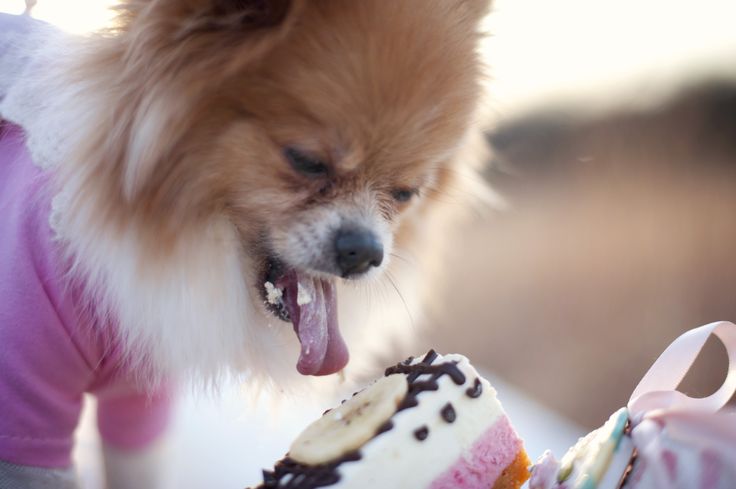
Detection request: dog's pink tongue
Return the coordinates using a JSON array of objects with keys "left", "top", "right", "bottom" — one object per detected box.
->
[{"left": 282, "top": 275, "right": 349, "bottom": 376}]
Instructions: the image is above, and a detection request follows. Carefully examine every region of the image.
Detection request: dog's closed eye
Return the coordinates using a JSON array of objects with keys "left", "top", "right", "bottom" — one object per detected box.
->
[
  {"left": 211, "top": 0, "right": 293, "bottom": 29},
  {"left": 284, "top": 147, "right": 330, "bottom": 177},
  {"left": 392, "top": 188, "right": 418, "bottom": 203}
]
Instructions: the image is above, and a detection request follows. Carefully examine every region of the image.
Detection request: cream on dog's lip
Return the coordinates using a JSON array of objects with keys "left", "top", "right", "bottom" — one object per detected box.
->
[
  {"left": 261, "top": 257, "right": 349, "bottom": 376},
  {"left": 262, "top": 258, "right": 291, "bottom": 322}
]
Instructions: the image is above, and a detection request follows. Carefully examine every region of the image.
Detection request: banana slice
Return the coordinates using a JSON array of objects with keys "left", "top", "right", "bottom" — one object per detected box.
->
[{"left": 289, "top": 374, "right": 408, "bottom": 465}]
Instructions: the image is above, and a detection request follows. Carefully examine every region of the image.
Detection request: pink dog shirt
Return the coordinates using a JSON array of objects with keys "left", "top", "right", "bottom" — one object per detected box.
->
[{"left": 0, "top": 122, "right": 172, "bottom": 469}]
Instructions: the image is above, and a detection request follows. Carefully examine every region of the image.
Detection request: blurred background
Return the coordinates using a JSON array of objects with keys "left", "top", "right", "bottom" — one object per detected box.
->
[
  {"left": 2, "top": 0, "right": 736, "bottom": 486},
  {"left": 428, "top": 0, "right": 736, "bottom": 428}
]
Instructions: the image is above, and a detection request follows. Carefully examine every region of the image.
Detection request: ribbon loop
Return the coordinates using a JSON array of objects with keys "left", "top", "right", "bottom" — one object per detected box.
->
[{"left": 628, "top": 321, "right": 736, "bottom": 419}]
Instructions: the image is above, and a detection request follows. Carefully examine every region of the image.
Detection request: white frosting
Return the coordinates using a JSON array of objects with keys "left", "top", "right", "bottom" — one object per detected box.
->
[
  {"left": 296, "top": 281, "right": 313, "bottom": 306},
  {"left": 598, "top": 436, "right": 634, "bottom": 489},
  {"left": 331, "top": 353, "right": 508, "bottom": 489},
  {"left": 264, "top": 281, "right": 283, "bottom": 305}
]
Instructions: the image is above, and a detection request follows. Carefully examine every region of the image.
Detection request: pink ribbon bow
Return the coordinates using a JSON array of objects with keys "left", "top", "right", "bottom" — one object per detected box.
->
[
  {"left": 628, "top": 321, "right": 736, "bottom": 421},
  {"left": 624, "top": 322, "right": 736, "bottom": 488}
]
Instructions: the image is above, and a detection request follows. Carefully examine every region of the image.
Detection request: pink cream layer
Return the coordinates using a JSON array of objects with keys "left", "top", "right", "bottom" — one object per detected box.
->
[{"left": 429, "top": 416, "right": 522, "bottom": 489}]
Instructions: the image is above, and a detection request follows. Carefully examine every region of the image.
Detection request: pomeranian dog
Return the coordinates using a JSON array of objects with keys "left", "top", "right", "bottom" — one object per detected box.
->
[{"left": 0, "top": 0, "right": 491, "bottom": 487}]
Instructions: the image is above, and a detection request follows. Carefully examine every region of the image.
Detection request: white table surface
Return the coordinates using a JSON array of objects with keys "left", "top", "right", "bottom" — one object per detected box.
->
[{"left": 73, "top": 371, "right": 584, "bottom": 489}]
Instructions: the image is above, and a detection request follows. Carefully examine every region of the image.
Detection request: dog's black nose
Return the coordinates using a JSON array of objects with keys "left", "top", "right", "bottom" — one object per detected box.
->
[{"left": 335, "top": 229, "right": 384, "bottom": 277}]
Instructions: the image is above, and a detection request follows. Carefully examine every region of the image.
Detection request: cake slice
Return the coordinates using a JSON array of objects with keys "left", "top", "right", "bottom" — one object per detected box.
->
[
  {"left": 529, "top": 408, "right": 636, "bottom": 489},
  {"left": 251, "top": 350, "right": 530, "bottom": 489},
  {"left": 529, "top": 406, "right": 736, "bottom": 489}
]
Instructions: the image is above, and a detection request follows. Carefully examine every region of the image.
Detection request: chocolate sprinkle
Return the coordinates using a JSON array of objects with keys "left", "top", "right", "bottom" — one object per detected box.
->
[
  {"left": 441, "top": 403, "right": 456, "bottom": 423},
  {"left": 465, "top": 378, "right": 483, "bottom": 398},
  {"left": 414, "top": 426, "right": 429, "bottom": 441}
]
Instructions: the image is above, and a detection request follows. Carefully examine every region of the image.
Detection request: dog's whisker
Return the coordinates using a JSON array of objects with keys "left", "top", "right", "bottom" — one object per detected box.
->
[
  {"left": 423, "top": 190, "right": 464, "bottom": 207},
  {"left": 385, "top": 271, "right": 414, "bottom": 330},
  {"left": 425, "top": 164, "right": 490, "bottom": 185},
  {"left": 388, "top": 252, "right": 414, "bottom": 267}
]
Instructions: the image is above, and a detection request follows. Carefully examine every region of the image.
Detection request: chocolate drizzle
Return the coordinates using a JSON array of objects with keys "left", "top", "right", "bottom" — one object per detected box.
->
[
  {"left": 617, "top": 448, "right": 638, "bottom": 489},
  {"left": 465, "top": 378, "right": 483, "bottom": 398},
  {"left": 385, "top": 349, "right": 466, "bottom": 412},
  {"left": 617, "top": 421, "right": 638, "bottom": 489},
  {"left": 414, "top": 425, "right": 429, "bottom": 441},
  {"left": 255, "top": 452, "right": 361, "bottom": 489},
  {"left": 375, "top": 420, "right": 394, "bottom": 436}
]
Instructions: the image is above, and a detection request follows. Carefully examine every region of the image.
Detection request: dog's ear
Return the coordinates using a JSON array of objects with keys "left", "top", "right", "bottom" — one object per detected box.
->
[{"left": 107, "top": 0, "right": 303, "bottom": 202}]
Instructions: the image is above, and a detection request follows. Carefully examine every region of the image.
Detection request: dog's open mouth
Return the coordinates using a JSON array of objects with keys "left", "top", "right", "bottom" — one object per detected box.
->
[{"left": 261, "top": 258, "right": 349, "bottom": 376}]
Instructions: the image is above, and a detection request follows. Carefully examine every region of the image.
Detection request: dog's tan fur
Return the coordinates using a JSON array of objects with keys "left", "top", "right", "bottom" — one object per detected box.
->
[
  {"left": 42, "top": 0, "right": 492, "bottom": 384},
  {"left": 0, "top": 2, "right": 492, "bottom": 485},
  {"left": 63, "top": 0, "right": 487, "bottom": 242}
]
